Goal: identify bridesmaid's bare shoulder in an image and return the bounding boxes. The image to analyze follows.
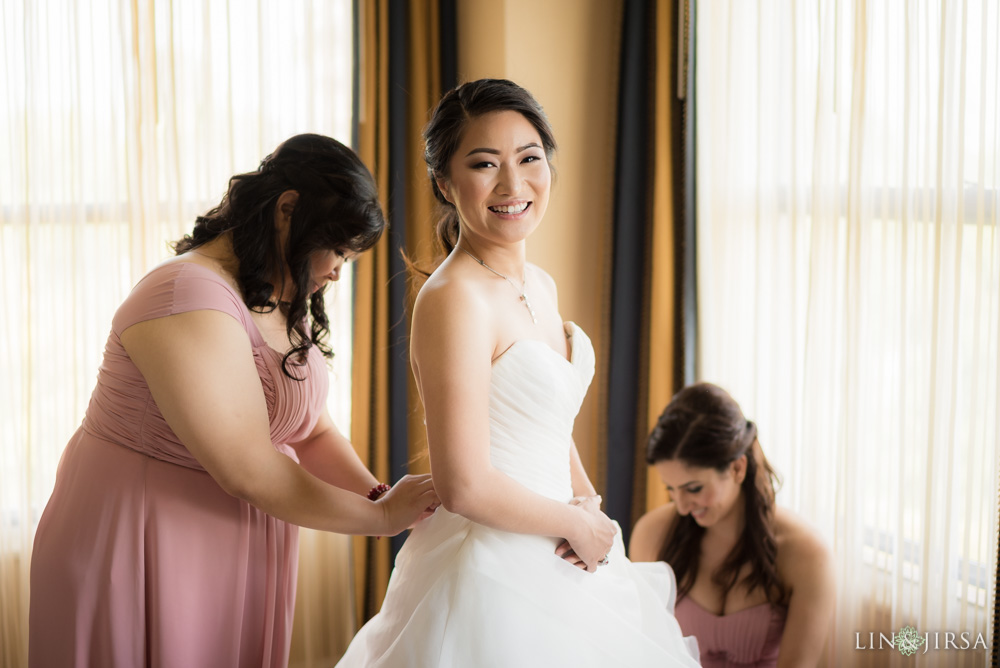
[630,502,679,562]
[774,506,833,594]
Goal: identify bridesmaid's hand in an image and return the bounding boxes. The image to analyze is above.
[554,542,582,568]
[409,499,441,529]
[376,474,440,536]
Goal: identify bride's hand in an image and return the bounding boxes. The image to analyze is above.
[555,496,604,569]
[566,494,601,509]
[375,474,440,536]
[565,501,616,573]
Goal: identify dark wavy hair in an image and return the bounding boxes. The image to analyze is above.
[421,78,557,258]
[646,382,786,605]
[173,134,385,378]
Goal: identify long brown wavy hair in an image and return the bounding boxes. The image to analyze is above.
[173,134,385,379]
[646,382,786,605]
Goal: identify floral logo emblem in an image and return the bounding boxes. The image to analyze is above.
[896,625,926,656]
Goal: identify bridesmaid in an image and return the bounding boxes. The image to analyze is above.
[631,383,835,668]
[29,134,438,668]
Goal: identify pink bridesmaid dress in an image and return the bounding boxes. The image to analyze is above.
[29,261,328,668]
[675,596,787,668]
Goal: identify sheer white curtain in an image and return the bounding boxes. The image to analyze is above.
[0,1,357,666]
[697,1,998,666]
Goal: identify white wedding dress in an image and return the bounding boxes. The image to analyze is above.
[336,323,701,667]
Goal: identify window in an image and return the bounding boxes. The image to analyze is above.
[1,4,354,662]
[696,1,998,663]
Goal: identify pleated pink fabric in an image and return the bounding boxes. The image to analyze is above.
[29,261,328,668]
[675,596,787,667]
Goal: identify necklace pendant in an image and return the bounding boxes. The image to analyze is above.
[455,246,537,325]
[521,294,537,324]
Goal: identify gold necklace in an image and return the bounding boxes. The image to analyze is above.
[456,245,537,324]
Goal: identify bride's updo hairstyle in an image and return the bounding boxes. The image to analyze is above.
[173,134,385,378]
[646,383,786,605]
[422,78,557,257]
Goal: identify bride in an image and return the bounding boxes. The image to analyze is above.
[336,79,701,667]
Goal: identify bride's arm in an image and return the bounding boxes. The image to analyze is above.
[411,279,615,571]
[569,439,598,498]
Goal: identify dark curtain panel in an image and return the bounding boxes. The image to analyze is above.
[385,0,410,560]
[438,0,457,91]
[606,0,694,544]
[606,0,653,543]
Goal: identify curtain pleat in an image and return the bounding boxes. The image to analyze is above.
[643,0,686,516]
[352,0,393,625]
[350,0,451,627]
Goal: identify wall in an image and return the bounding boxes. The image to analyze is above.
[456,0,623,490]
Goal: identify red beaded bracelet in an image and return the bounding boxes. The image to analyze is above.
[367,483,391,501]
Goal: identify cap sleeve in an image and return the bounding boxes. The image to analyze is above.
[112,262,252,336]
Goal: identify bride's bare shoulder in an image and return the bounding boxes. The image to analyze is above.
[412,262,495,352]
[415,261,488,316]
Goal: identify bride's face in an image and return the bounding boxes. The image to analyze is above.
[436,110,551,247]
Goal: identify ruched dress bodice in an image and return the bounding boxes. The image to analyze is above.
[676,597,786,667]
[487,326,594,501]
[84,261,327,468]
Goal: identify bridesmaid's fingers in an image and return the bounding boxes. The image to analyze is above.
[555,543,588,569]
[417,502,439,520]
[554,539,573,557]
[562,550,584,566]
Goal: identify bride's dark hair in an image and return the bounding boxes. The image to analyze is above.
[173,134,385,378]
[646,383,786,605]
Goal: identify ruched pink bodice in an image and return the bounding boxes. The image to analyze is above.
[676,596,787,667]
[89,261,326,466]
[30,261,328,668]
